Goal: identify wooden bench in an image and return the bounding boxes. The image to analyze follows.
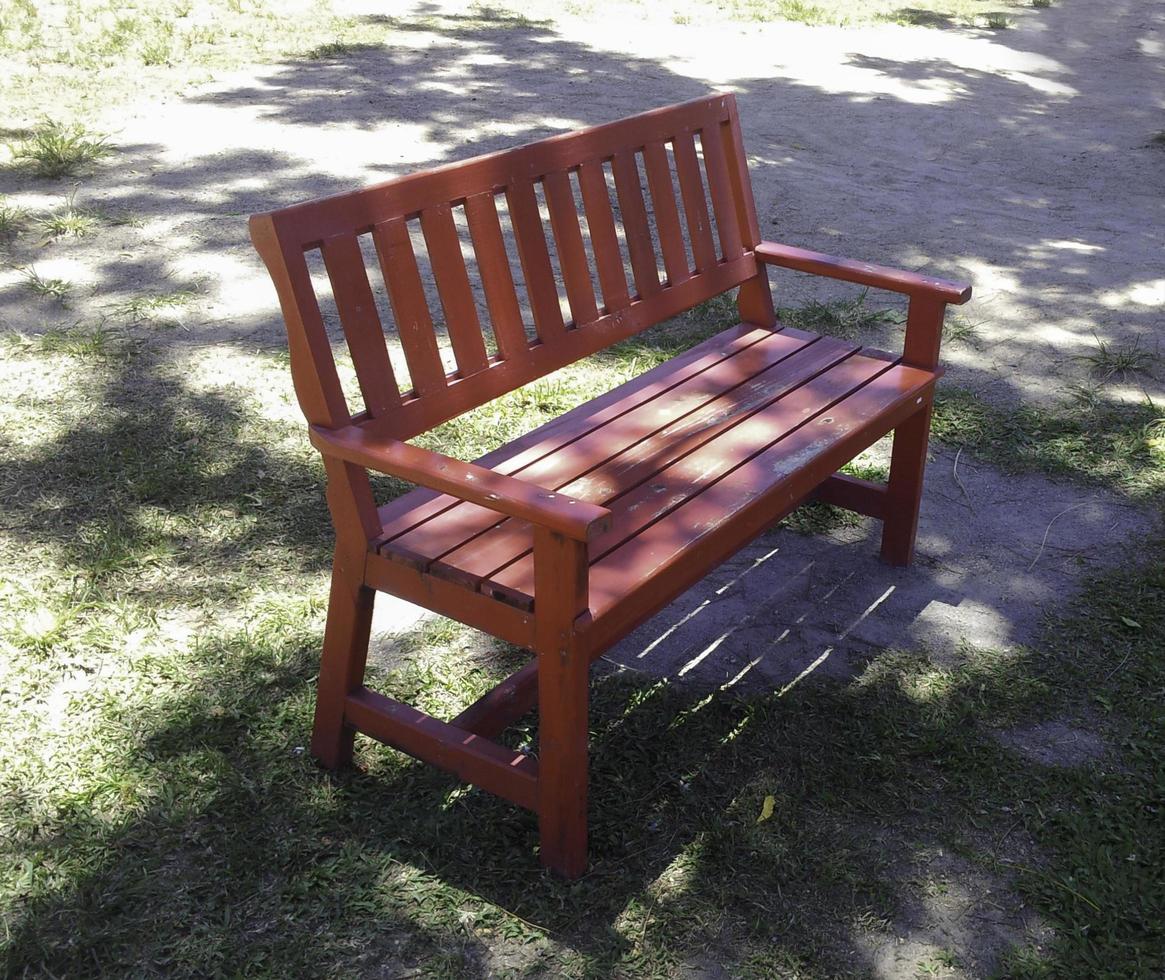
[249,93,971,878]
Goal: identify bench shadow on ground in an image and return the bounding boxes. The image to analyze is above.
[2,3,1160,975]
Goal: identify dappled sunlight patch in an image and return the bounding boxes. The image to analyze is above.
[1097,277,1165,310]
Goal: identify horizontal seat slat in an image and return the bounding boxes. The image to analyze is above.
[429,335,855,592]
[374,316,771,546]
[483,349,899,609]
[390,327,819,569]
[578,364,938,651]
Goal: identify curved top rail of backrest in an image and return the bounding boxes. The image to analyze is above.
[250,92,764,440]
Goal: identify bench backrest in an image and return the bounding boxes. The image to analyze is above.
[250,93,764,441]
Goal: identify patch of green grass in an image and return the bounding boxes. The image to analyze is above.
[932,386,1164,500]
[775,0,832,23]
[983,11,1013,27]
[9,119,111,178]
[1031,0,1051,8]
[1077,332,1157,382]
[942,313,980,347]
[0,197,31,240]
[112,289,199,325]
[0,325,1163,976]
[779,288,903,340]
[19,266,73,303]
[306,40,360,59]
[2,323,124,359]
[36,190,101,239]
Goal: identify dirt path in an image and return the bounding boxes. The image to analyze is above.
[8,0,1159,403]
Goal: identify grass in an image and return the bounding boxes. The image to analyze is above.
[36,190,102,239]
[932,386,1164,500]
[1,295,1161,975]
[778,288,904,340]
[9,119,111,178]
[20,267,73,303]
[1078,332,1157,382]
[111,289,200,326]
[714,0,1034,28]
[0,198,31,240]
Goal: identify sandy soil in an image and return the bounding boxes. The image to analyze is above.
[1,1,1162,974]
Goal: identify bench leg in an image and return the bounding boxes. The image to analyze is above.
[311,548,374,769]
[536,644,589,878]
[533,528,590,878]
[880,398,933,567]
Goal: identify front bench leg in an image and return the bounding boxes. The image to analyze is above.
[881,397,933,566]
[882,294,945,567]
[311,544,374,769]
[533,527,591,878]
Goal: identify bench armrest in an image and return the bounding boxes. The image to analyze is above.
[309,425,611,542]
[754,241,972,305]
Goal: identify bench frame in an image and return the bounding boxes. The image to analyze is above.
[250,94,970,878]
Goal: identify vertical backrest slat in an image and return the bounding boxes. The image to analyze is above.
[723,110,762,248]
[261,231,351,427]
[506,180,566,342]
[699,121,744,262]
[257,95,768,441]
[319,233,402,418]
[611,151,661,300]
[463,191,530,361]
[419,204,490,377]
[371,217,447,397]
[671,130,717,273]
[543,170,599,326]
[641,141,690,287]
[576,160,630,313]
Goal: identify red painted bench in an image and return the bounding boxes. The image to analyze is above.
[250,93,970,878]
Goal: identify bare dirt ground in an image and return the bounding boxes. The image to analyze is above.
[2,1,1162,975]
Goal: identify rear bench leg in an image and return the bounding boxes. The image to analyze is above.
[880,397,933,567]
[534,528,590,878]
[311,546,374,769]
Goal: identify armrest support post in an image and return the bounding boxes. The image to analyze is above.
[902,294,949,371]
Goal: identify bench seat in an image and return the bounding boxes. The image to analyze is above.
[375,321,938,641]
